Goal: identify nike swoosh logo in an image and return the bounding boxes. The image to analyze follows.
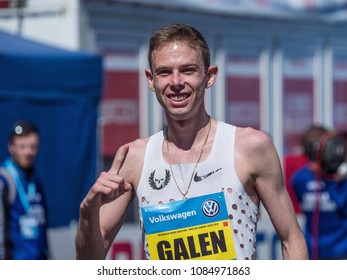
[194,168,222,182]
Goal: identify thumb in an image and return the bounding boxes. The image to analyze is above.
[109,144,129,175]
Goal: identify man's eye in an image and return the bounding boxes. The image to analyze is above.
[157,70,170,76]
[183,68,196,74]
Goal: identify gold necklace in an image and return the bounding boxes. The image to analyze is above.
[166,118,211,200]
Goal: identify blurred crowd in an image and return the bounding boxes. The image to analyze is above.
[284,124,347,259]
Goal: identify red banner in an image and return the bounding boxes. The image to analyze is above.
[101,50,140,157]
[226,55,260,129]
[283,57,314,154]
[333,58,347,132]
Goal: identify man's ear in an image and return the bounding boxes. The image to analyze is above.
[206,65,218,89]
[145,68,155,92]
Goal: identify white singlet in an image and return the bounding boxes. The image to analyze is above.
[136,121,259,260]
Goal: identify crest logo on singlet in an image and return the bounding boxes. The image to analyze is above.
[202,199,220,217]
[148,169,171,190]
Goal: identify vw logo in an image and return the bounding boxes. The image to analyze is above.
[202,199,220,217]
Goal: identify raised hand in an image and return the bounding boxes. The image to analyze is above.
[82,144,132,210]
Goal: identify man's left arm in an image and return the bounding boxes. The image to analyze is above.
[250,130,308,260]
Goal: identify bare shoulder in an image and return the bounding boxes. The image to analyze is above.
[234,126,279,174]
[127,138,149,155]
[234,126,282,202]
[235,126,273,155]
[118,138,149,167]
[117,138,149,187]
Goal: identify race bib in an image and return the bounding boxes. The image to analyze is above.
[141,192,237,260]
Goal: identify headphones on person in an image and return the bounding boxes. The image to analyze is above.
[309,132,346,175]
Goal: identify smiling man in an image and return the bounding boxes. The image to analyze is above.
[75,23,308,260]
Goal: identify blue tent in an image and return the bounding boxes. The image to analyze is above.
[0,30,103,228]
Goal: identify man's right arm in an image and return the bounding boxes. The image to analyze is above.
[75,205,104,259]
[75,145,133,260]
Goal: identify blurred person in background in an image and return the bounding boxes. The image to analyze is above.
[75,23,307,260]
[283,127,317,214]
[336,131,347,182]
[291,125,347,259]
[0,120,49,259]
[284,125,330,214]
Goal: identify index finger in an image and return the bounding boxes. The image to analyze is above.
[109,144,129,175]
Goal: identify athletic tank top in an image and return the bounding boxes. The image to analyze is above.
[137,121,259,260]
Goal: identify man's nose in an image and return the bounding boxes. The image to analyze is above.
[170,71,184,89]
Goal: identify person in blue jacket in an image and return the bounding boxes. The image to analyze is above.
[292,125,347,259]
[0,120,49,260]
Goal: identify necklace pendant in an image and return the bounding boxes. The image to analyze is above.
[182,195,187,200]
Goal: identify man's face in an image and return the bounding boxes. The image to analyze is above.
[145,41,215,121]
[9,133,39,169]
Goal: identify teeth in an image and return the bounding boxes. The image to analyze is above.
[170,94,189,101]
